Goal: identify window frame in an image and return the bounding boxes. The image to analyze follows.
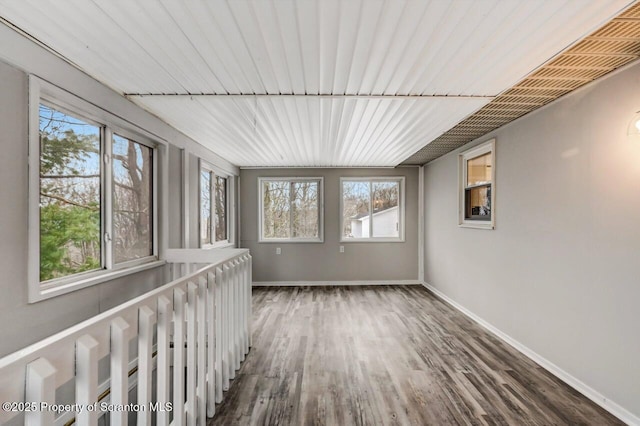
[28,77,163,302]
[459,139,496,230]
[258,177,324,243]
[199,160,234,248]
[339,176,406,243]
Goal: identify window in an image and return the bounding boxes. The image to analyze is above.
[30,80,159,301]
[259,178,323,242]
[39,104,156,276]
[340,177,405,242]
[459,139,495,229]
[112,134,153,263]
[200,164,230,247]
[39,104,102,281]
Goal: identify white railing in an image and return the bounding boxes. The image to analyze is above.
[0,248,252,426]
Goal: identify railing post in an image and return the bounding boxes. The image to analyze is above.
[206,271,216,416]
[137,306,156,426]
[242,255,249,355]
[196,276,207,425]
[227,261,236,380]
[222,263,231,388]
[173,288,186,426]
[239,256,246,361]
[111,317,132,426]
[76,334,99,426]
[186,282,198,426]
[215,266,224,401]
[234,259,241,370]
[230,261,237,373]
[157,295,172,426]
[25,358,56,426]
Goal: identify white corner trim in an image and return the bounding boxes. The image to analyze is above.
[418,165,424,282]
[421,282,640,426]
[253,280,422,287]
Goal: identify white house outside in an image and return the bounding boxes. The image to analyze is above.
[349,206,398,238]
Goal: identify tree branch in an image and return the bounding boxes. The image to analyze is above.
[40,192,99,211]
[112,153,142,175]
[114,181,136,192]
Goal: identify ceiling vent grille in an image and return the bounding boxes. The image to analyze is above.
[402,2,640,165]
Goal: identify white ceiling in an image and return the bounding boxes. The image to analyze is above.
[0,0,633,166]
[131,95,490,166]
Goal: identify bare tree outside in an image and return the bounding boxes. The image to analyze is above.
[342,181,370,238]
[262,180,319,239]
[215,176,227,241]
[201,172,228,245]
[372,182,398,212]
[262,181,291,238]
[200,170,212,245]
[112,134,153,263]
[292,181,318,238]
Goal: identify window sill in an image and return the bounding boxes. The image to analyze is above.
[202,242,235,249]
[459,222,495,230]
[30,259,166,303]
[258,238,324,244]
[340,237,405,243]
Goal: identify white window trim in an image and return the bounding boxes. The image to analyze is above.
[339,176,406,243]
[199,160,235,249]
[258,177,324,243]
[459,138,496,230]
[28,76,163,303]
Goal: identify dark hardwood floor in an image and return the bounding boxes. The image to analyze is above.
[210,286,624,426]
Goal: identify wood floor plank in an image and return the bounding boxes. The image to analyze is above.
[209,286,625,426]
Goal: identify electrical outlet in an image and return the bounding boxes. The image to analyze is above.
[339,246,345,253]
[276,247,281,255]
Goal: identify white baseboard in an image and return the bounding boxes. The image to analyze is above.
[422,282,639,426]
[253,280,422,287]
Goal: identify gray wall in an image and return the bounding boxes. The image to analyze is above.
[167,145,184,249]
[423,61,640,419]
[189,153,202,248]
[240,168,419,282]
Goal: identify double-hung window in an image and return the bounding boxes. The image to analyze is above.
[340,177,405,242]
[459,139,496,229]
[259,177,323,242]
[30,80,159,301]
[200,164,231,247]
